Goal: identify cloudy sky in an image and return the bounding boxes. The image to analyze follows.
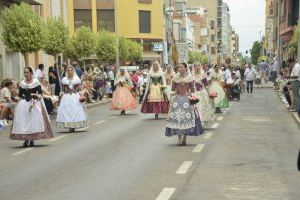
[223,0,266,55]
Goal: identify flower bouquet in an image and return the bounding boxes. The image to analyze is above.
[79,96,86,103]
[29,94,41,112]
[189,96,199,105]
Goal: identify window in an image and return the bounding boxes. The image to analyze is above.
[211,47,216,55]
[74,0,92,30]
[211,34,215,42]
[138,0,152,3]
[139,10,151,33]
[210,20,215,29]
[97,9,115,32]
[74,9,92,29]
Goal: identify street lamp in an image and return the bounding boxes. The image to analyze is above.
[114,0,120,71]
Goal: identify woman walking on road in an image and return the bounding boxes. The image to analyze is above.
[207,65,229,113]
[56,65,88,132]
[10,67,53,147]
[141,61,169,119]
[165,63,204,146]
[111,67,137,115]
[164,64,175,101]
[192,62,215,129]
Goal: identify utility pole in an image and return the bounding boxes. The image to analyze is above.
[297,1,300,61]
[114,0,120,71]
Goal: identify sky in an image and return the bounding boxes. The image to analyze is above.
[223,0,266,55]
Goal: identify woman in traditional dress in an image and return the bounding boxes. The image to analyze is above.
[207,64,229,112]
[165,63,204,145]
[111,67,137,115]
[141,61,169,119]
[192,62,215,129]
[164,64,175,101]
[10,67,53,147]
[57,65,88,132]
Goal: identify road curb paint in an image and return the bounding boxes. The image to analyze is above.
[155,188,176,200]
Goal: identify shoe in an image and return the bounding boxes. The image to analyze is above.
[182,135,187,146]
[177,135,182,146]
[69,128,75,132]
[23,141,29,148]
[29,140,34,147]
[155,114,158,120]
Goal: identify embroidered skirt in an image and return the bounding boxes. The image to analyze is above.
[195,89,215,129]
[111,85,137,110]
[208,81,229,108]
[165,95,204,136]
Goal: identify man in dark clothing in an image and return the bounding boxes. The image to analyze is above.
[71,61,83,79]
[48,64,60,96]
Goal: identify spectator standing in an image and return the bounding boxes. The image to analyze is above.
[287,58,300,112]
[48,64,61,96]
[72,61,83,79]
[35,64,45,81]
[0,79,14,126]
[244,64,256,95]
[258,60,269,83]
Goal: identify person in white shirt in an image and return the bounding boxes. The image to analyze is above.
[35,64,45,81]
[0,79,14,126]
[244,64,256,95]
[287,58,300,111]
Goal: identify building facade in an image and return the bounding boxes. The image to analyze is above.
[67,0,165,65]
[0,0,68,81]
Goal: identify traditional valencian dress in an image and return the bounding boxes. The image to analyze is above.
[10,79,53,140]
[141,64,169,115]
[56,75,88,130]
[164,70,175,101]
[111,72,137,111]
[165,73,204,136]
[193,71,215,129]
[207,68,229,108]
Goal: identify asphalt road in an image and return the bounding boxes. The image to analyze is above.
[0,88,299,200]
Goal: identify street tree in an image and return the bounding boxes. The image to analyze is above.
[119,37,129,61]
[127,39,142,62]
[250,41,262,65]
[1,2,43,67]
[288,24,300,55]
[43,17,69,61]
[188,51,208,64]
[66,26,96,67]
[95,31,116,62]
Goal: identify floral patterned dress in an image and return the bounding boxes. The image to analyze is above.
[194,74,215,129]
[165,74,204,136]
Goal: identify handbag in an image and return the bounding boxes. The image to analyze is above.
[209,91,217,98]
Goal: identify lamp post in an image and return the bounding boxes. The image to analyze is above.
[114,0,120,71]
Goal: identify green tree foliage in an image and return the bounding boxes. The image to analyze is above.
[66,26,96,60]
[95,31,116,61]
[1,3,43,66]
[43,17,68,57]
[288,24,300,55]
[188,51,208,64]
[119,37,129,61]
[250,41,262,65]
[127,39,142,62]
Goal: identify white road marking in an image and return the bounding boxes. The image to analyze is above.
[176,161,193,174]
[192,144,205,153]
[95,120,106,125]
[12,148,33,156]
[49,135,67,142]
[217,116,224,121]
[110,116,117,119]
[155,188,176,200]
[204,132,214,139]
[211,123,219,129]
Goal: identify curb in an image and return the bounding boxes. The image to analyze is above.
[86,98,112,108]
[275,89,300,125]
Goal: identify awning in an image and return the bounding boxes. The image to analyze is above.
[5,0,42,5]
[142,51,161,61]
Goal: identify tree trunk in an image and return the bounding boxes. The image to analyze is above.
[55,55,63,92]
[23,53,29,68]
